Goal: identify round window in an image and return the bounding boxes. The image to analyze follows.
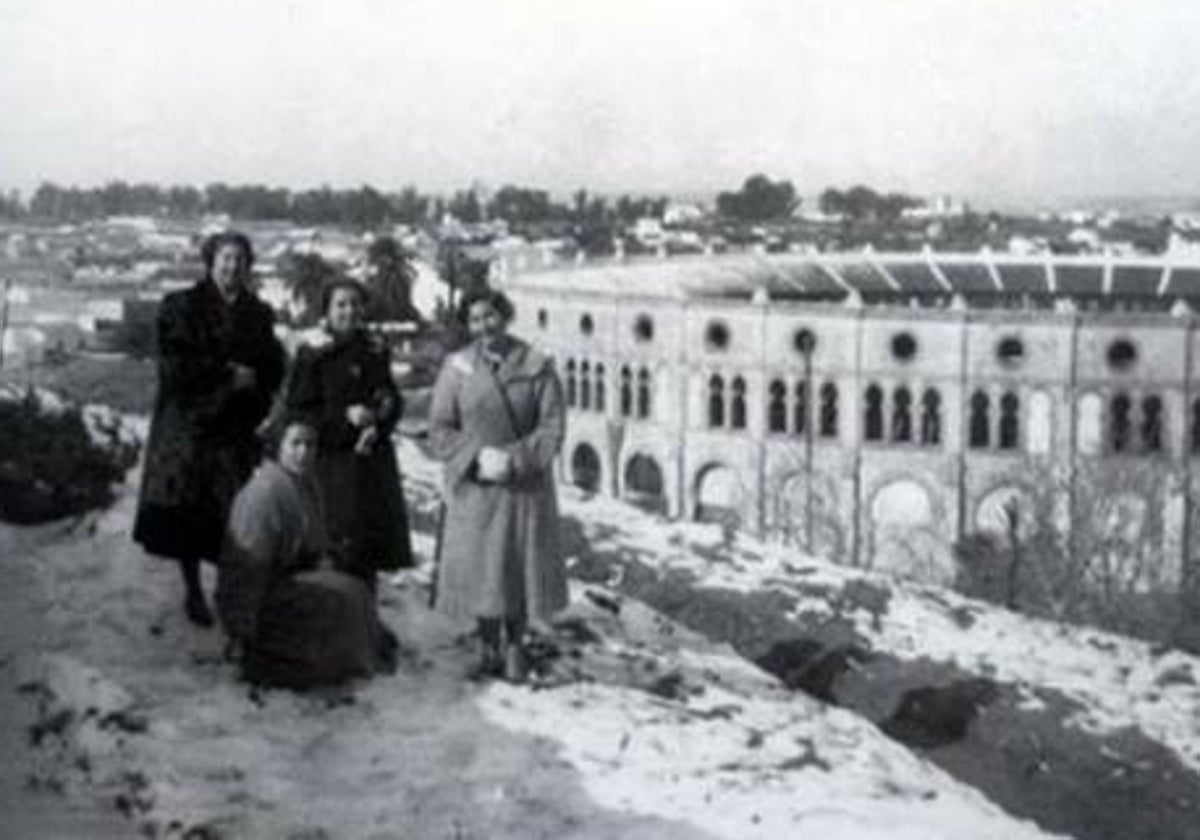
[997,336,1024,366]
[891,332,918,361]
[634,314,654,343]
[1107,339,1137,371]
[793,328,817,354]
[705,320,731,351]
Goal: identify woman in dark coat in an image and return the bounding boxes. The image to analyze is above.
[133,232,285,626]
[215,415,396,690]
[428,288,567,683]
[287,280,413,589]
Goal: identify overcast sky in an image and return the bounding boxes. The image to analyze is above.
[3,0,1199,204]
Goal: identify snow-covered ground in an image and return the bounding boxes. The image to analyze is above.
[480,593,1057,840]
[2,429,1197,838]
[541,477,1200,778]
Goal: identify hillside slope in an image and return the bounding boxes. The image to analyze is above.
[1,434,1195,838]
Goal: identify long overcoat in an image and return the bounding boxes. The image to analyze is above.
[215,459,388,690]
[427,338,567,623]
[133,279,285,562]
[287,329,414,576]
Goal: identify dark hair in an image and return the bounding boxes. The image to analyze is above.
[200,231,255,277]
[261,409,319,459]
[320,278,370,317]
[456,287,515,326]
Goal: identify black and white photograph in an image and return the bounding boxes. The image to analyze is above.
[1,1,1198,837]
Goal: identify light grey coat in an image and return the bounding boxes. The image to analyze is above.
[428,339,567,624]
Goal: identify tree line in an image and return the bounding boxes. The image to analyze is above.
[22,182,430,227]
[818,186,922,222]
[11,181,677,229]
[5,175,923,227]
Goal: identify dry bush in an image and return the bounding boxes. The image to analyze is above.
[0,390,136,524]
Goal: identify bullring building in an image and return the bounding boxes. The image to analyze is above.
[497,251,1200,603]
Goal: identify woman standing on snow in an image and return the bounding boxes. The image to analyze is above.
[427,287,567,683]
[134,231,285,626]
[286,280,413,590]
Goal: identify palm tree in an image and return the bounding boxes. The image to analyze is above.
[279,251,337,326]
[366,236,420,322]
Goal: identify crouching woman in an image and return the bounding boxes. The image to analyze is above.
[215,414,396,690]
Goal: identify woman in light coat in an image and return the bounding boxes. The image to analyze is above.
[428,288,567,682]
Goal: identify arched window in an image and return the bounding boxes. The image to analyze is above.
[999,391,1020,450]
[1078,393,1103,455]
[891,386,912,442]
[594,364,606,412]
[820,382,838,438]
[1028,391,1052,455]
[637,367,652,419]
[571,444,601,492]
[1192,398,1200,454]
[624,454,665,512]
[969,391,990,449]
[865,384,884,442]
[565,359,577,407]
[1110,393,1132,453]
[920,388,941,446]
[580,361,592,410]
[768,379,787,433]
[620,366,633,417]
[793,381,808,435]
[1141,395,1163,452]
[731,376,747,429]
[708,375,725,428]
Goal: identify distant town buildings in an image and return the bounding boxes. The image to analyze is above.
[901,194,966,220]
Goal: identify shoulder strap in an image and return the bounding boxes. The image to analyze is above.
[484,361,527,439]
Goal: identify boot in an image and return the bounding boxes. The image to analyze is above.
[184,591,215,627]
[503,640,528,684]
[181,558,214,627]
[466,618,503,681]
[503,618,528,684]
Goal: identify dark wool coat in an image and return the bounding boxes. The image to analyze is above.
[428,339,567,624]
[215,460,389,690]
[133,280,285,562]
[287,329,413,576]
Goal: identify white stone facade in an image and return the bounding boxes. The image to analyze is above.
[500,253,1200,596]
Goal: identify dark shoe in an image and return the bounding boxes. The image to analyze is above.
[466,652,503,683]
[377,625,400,674]
[184,591,214,628]
[503,643,528,685]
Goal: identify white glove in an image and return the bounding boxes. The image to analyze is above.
[476,446,513,483]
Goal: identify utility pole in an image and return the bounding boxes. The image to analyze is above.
[801,333,815,554]
[0,277,10,371]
